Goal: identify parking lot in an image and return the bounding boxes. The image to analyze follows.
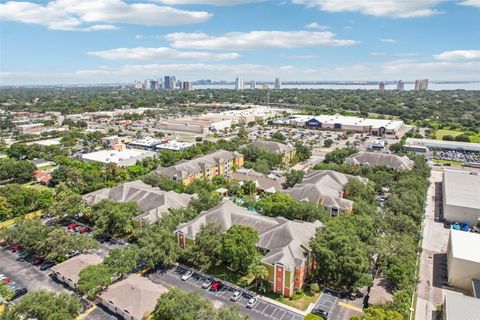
[149,265,304,320]
[313,289,363,320]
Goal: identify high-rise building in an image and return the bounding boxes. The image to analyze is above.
[396,80,404,91]
[379,81,385,91]
[235,77,244,90]
[415,79,429,91]
[250,80,256,90]
[164,76,172,89]
[134,81,143,89]
[275,77,282,89]
[182,81,193,91]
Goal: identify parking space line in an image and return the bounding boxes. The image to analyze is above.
[338,301,363,312]
[76,305,96,320]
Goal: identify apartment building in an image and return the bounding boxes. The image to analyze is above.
[174,201,322,297]
[156,150,244,186]
[249,140,296,164]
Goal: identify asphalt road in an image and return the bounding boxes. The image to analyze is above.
[148,265,304,320]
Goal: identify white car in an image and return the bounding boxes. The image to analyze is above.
[230,291,242,302]
[181,270,193,281]
[246,297,257,308]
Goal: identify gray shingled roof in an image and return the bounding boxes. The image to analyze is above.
[82,180,194,224]
[176,201,322,270]
[250,140,295,154]
[284,170,368,211]
[345,152,414,170]
[156,150,241,180]
[231,168,283,193]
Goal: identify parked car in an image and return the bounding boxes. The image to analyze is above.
[73,225,83,232]
[312,309,329,319]
[246,297,257,309]
[33,257,44,266]
[210,281,223,292]
[12,287,28,300]
[67,223,79,230]
[17,251,31,260]
[230,291,242,302]
[39,261,55,271]
[11,245,23,252]
[79,226,91,234]
[65,251,79,259]
[181,270,193,281]
[201,277,214,289]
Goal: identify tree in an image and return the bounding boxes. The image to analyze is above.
[51,187,91,220]
[271,132,285,142]
[104,246,141,277]
[0,158,36,183]
[248,257,269,289]
[323,139,334,148]
[6,290,82,320]
[77,264,113,299]
[189,190,222,213]
[185,223,224,271]
[294,141,312,162]
[351,307,403,320]
[136,224,179,268]
[241,180,256,195]
[0,281,15,301]
[216,307,248,320]
[222,225,260,273]
[442,134,455,141]
[455,133,470,142]
[324,147,357,164]
[42,227,98,261]
[92,199,139,237]
[237,127,248,139]
[141,173,184,193]
[285,170,305,188]
[152,288,215,320]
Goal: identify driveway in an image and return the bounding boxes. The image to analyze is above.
[0,247,66,296]
[314,288,363,320]
[148,265,304,320]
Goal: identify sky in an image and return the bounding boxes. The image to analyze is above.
[0,0,480,85]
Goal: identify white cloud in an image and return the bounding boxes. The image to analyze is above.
[135,35,143,39]
[166,30,359,50]
[434,50,480,61]
[87,47,240,61]
[394,53,419,57]
[458,0,480,8]
[379,38,396,43]
[304,22,330,30]
[370,52,386,56]
[292,0,443,18]
[154,0,262,5]
[0,0,211,31]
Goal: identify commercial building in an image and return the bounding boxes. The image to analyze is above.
[99,274,168,320]
[368,139,385,150]
[275,78,282,90]
[346,152,415,170]
[405,138,480,153]
[447,230,480,294]
[442,170,480,226]
[182,81,193,91]
[443,292,480,320]
[156,140,195,151]
[83,180,194,227]
[81,149,157,167]
[286,114,405,136]
[415,79,429,90]
[158,117,234,134]
[102,135,132,147]
[156,150,244,186]
[284,170,368,216]
[175,200,323,297]
[50,254,103,289]
[396,80,404,91]
[235,77,244,91]
[249,140,296,164]
[128,137,165,150]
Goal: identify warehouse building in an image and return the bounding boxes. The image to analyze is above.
[442,170,480,226]
[405,138,480,153]
[447,229,480,294]
[81,149,157,167]
[443,292,480,320]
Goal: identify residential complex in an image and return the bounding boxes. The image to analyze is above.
[156,150,244,185]
[50,254,103,289]
[175,201,323,297]
[284,170,368,215]
[346,151,415,170]
[442,170,480,226]
[82,180,194,226]
[231,168,283,194]
[250,140,296,164]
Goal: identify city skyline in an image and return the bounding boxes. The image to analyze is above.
[1,0,480,85]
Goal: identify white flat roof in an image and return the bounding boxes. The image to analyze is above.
[406,138,480,152]
[449,229,480,263]
[291,114,404,130]
[156,141,194,151]
[129,137,164,147]
[443,170,480,210]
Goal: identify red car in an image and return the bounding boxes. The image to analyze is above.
[11,245,23,252]
[67,223,80,230]
[79,227,91,234]
[211,281,223,292]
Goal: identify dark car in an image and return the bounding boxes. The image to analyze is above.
[33,257,44,266]
[312,309,329,319]
[39,261,55,271]
[17,251,31,260]
[11,245,23,252]
[12,287,28,300]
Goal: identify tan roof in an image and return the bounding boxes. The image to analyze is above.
[156,150,242,180]
[231,168,283,193]
[99,274,168,320]
[249,141,295,154]
[285,170,367,211]
[82,180,194,224]
[176,201,322,270]
[50,254,103,285]
[346,152,414,170]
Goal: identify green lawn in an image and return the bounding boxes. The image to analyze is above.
[254,288,321,311]
[435,129,463,139]
[433,159,464,166]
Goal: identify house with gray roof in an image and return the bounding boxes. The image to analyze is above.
[284,170,368,216]
[155,150,244,186]
[249,140,296,164]
[175,200,322,297]
[346,151,414,170]
[83,180,194,227]
[231,168,284,193]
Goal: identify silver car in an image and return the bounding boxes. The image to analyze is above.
[230,291,242,302]
[246,297,257,309]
